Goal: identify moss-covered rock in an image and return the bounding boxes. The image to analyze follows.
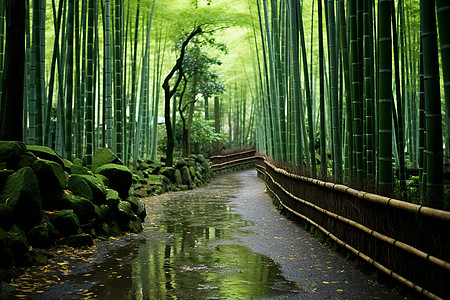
[1,167,43,230]
[189,166,196,178]
[0,141,26,166]
[117,201,135,223]
[125,196,146,221]
[95,164,132,198]
[72,158,83,167]
[98,204,110,221]
[173,169,182,185]
[27,218,55,248]
[65,234,93,248]
[181,166,191,185]
[26,145,65,167]
[159,167,175,179]
[68,196,97,225]
[125,217,143,233]
[14,152,37,170]
[9,225,29,265]
[91,148,123,173]
[0,204,13,231]
[105,189,121,208]
[68,175,93,201]
[70,165,91,175]
[78,175,107,203]
[48,210,81,236]
[0,170,14,194]
[32,159,67,198]
[0,228,13,268]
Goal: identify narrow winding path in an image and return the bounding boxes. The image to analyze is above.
[3,169,407,299]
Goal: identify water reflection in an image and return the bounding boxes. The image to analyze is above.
[91,175,300,299]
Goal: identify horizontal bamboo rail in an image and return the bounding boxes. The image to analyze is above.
[209,149,256,160]
[256,158,450,300]
[264,160,450,222]
[210,156,256,171]
[263,179,442,300]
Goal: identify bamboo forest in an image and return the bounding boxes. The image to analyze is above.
[1,0,450,299]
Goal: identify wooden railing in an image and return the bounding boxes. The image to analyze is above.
[210,147,257,172]
[256,156,450,300]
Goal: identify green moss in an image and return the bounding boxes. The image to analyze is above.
[79,175,107,203]
[91,148,123,173]
[68,175,94,201]
[95,164,132,198]
[26,145,64,167]
[1,167,43,230]
[48,210,81,237]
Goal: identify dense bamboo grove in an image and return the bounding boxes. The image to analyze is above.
[0,0,449,209]
[253,0,450,209]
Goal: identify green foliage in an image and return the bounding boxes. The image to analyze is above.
[177,113,226,147]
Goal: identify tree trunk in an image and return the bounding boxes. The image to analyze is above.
[163,27,201,167]
[0,0,25,141]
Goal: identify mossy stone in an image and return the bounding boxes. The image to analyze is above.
[27,220,54,248]
[0,204,13,230]
[0,141,26,166]
[9,225,29,265]
[26,145,64,167]
[68,175,93,201]
[181,166,191,185]
[0,228,13,268]
[1,167,43,230]
[98,205,110,221]
[91,148,123,173]
[72,158,83,166]
[14,152,37,170]
[70,165,92,175]
[126,217,143,234]
[68,196,97,224]
[95,164,132,198]
[173,169,182,185]
[48,210,81,236]
[79,175,107,203]
[117,201,135,223]
[125,196,146,221]
[65,234,93,248]
[0,170,14,195]
[106,189,121,208]
[159,167,175,179]
[32,159,67,198]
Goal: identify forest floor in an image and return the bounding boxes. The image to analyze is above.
[1,169,415,299]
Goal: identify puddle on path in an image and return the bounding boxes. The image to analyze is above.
[5,173,300,299]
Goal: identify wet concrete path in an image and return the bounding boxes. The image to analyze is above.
[4,169,407,299]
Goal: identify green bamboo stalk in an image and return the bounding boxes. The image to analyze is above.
[436,0,450,166]
[65,0,74,159]
[391,0,406,189]
[263,0,282,160]
[85,0,95,166]
[298,0,316,175]
[74,0,82,157]
[318,0,327,176]
[104,0,113,148]
[420,0,444,207]
[114,0,123,159]
[45,0,64,148]
[363,0,375,177]
[338,0,352,181]
[349,0,363,179]
[23,0,31,143]
[129,0,140,164]
[0,0,5,104]
[378,0,393,194]
[327,0,342,179]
